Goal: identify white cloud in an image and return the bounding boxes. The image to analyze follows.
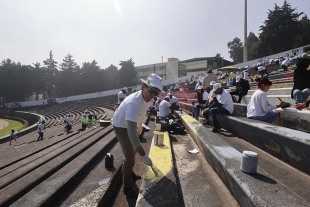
[114,0,123,17]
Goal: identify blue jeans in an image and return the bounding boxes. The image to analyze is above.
[209,107,230,127]
[249,112,278,123]
[293,88,310,104]
[195,104,206,120]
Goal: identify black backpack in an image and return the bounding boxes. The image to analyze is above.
[169,119,185,134]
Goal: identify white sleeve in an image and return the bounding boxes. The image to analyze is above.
[125,102,141,123]
[203,92,209,101]
[259,93,276,113]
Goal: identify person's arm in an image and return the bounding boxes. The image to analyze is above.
[127,121,146,157]
[259,93,277,113]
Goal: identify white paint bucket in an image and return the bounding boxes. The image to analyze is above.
[155,124,161,131]
[154,131,164,146]
[240,151,258,174]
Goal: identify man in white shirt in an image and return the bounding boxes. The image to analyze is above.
[257,66,268,78]
[243,69,249,81]
[65,114,72,134]
[118,87,127,105]
[281,59,290,72]
[168,93,180,114]
[159,96,177,119]
[247,77,287,123]
[36,120,45,141]
[208,83,234,132]
[112,73,162,198]
[203,69,218,92]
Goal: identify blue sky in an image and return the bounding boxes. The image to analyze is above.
[0,0,309,68]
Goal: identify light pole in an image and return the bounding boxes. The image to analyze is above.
[244,0,248,62]
[222,57,224,68]
[161,56,163,78]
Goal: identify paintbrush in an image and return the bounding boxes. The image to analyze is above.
[150,165,158,177]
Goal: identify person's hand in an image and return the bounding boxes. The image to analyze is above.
[142,155,152,166]
[277,101,288,108]
[136,123,143,135]
[295,103,307,111]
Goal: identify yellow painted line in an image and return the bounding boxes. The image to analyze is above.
[138,131,173,198]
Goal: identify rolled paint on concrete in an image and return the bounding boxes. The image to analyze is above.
[217,115,310,175]
[136,132,179,207]
[180,114,310,207]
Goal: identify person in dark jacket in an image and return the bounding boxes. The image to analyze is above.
[229,76,250,103]
[291,58,310,103]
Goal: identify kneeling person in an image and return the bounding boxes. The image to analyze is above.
[159,96,178,119]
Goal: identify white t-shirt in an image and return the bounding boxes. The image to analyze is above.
[247,89,277,117]
[208,91,216,101]
[65,117,71,125]
[112,90,151,128]
[37,123,44,132]
[170,96,180,107]
[216,89,234,114]
[258,66,266,72]
[118,91,126,104]
[155,100,161,111]
[202,91,209,101]
[243,71,249,80]
[159,100,171,117]
[281,59,290,66]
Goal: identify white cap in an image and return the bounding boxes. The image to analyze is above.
[197,86,203,90]
[122,87,128,92]
[236,76,241,83]
[210,81,216,86]
[164,96,170,100]
[212,83,222,92]
[167,93,171,96]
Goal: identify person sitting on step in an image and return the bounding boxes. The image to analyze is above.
[159,96,178,119]
[229,76,250,103]
[291,57,310,104]
[247,77,288,124]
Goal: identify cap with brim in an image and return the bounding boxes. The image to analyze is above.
[140,73,163,93]
[236,76,241,83]
[164,96,170,100]
[212,83,222,92]
[210,81,216,86]
[167,93,171,96]
[197,86,203,90]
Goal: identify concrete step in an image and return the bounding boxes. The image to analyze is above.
[240,94,294,105]
[172,132,239,207]
[180,114,310,206]
[247,88,292,96]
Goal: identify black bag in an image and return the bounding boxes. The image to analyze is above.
[169,119,185,134]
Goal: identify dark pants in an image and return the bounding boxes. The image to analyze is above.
[259,70,268,78]
[209,107,230,128]
[281,65,288,72]
[66,124,72,133]
[37,132,43,141]
[230,91,247,103]
[171,105,180,115]
[81,123,87,131]
[195,104,206,120]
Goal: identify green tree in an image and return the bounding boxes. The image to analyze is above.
[30,62,45,100]
[247,32,260,51]
[259,0,303,54]
[119,58,136,87]
[215,53,223,58]
[294,15,310,47]
[104,64,119,90]
[43,51,58,99]
[80,60,102,94]
[227,37,243,63]
[60,53,80,96]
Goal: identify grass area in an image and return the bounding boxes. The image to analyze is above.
[0,119,24,137]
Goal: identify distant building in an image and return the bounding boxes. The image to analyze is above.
[135,57,233,83]
[181,57,234,76]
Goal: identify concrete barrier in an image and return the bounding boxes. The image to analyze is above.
[217,115,310,175]
[180,114,309,206]
[136,131,179,207]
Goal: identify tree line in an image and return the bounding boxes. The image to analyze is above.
[0,51,137,103]
[227,0,310,63]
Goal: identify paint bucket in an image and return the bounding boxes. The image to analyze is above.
[154,131,164,146]
[105,153,114,168]
[155,124,161,131]
[240,151,258,174]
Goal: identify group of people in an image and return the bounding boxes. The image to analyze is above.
[80,110,98,131]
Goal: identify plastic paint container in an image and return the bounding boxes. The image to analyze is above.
[154,131,164,146]
[240,151,258,174]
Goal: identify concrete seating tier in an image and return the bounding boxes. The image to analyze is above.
[217,115,310,175]
[180,113,310,206]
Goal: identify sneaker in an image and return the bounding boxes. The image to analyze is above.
[211,127,219,133]
[123,187,138,198]
[131,172,142,181]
